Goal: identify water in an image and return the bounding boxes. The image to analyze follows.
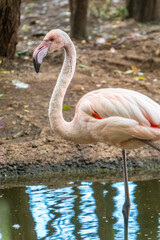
[0,176,159,240]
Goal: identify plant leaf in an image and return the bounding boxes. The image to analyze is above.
[26,9,32,14]
[16,49,28,55]
[63,106,72,110]
[23,115,29,119]
[131,65,139,73]
[124,69,133,74]
[22,24,30,31]
[79,64,89,69]
[133,76,146,81]
[0,70,9,74]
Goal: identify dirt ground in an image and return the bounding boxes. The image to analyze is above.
[0,0,160,177]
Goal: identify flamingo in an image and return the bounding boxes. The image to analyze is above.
[33,29,160,222]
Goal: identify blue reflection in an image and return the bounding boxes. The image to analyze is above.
[26,181,140,240]
[112,181,139,240]
[26,185,50,239]
[158,213,160,239]
[78,182,100,240]
[26,182,100,240]
[26,184,76,239]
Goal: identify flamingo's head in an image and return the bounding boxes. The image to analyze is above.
[33,29,69,73]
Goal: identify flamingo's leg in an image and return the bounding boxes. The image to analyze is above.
[122,149,130,240]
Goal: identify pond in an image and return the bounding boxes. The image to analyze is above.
[0,172,159,240]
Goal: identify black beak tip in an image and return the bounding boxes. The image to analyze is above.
[33,57,40,73]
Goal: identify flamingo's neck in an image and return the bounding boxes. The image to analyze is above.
[48,40,76,140]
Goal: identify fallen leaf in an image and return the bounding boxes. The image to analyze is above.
[35,20,41,24]
[16,49,28,55]
[73,84,84,88]
[23,115,29,120]
[62,106,72,110]
[105,42,111,46]
[112,25,118,29]
[0,70,9,74]
[22,24,30,31]
[138,76,147,81]
[24,109,30,113]
[27,2,35,7]
[131,65,139,73]
[111,35,117,39]
[124,69,133,74]
[79,64,89,69]
[81,40,86,44]
[26,9,32,14]
[17,41,23,45]
[133,76,146,81]
[20,121,26,125]
[7,107,14,111]
[154,49,160,56]
[117,19,122,24]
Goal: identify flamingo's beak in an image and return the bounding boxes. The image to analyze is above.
[33,40,51,73]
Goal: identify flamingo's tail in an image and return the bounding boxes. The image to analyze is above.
[141,140,160,152]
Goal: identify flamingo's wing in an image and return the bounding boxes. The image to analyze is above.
[79,88,160,126]
[76,88,160,145]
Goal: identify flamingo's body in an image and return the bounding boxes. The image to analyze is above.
[67,88,160,148]
[33,29,160,222]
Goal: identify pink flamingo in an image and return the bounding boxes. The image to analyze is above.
[33,29,160,219]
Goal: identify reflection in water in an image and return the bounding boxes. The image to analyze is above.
[27,182,100,239]
[26,185,76,239]
[112,182,139,240]
[0,178,159,240]
[27,181,138,240]
[159,216,160,239]
[77,182,99,239]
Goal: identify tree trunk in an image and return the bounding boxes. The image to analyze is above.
[0,0,21,58]
[126,0,160,22]
[69,0,88,39]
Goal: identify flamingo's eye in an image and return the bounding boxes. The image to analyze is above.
[50,38,54,42]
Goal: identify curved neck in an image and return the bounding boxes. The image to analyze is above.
[48,40,76,140]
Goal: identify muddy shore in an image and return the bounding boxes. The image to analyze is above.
[1,127,160,177]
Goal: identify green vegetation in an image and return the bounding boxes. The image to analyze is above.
[89,0,128,20]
